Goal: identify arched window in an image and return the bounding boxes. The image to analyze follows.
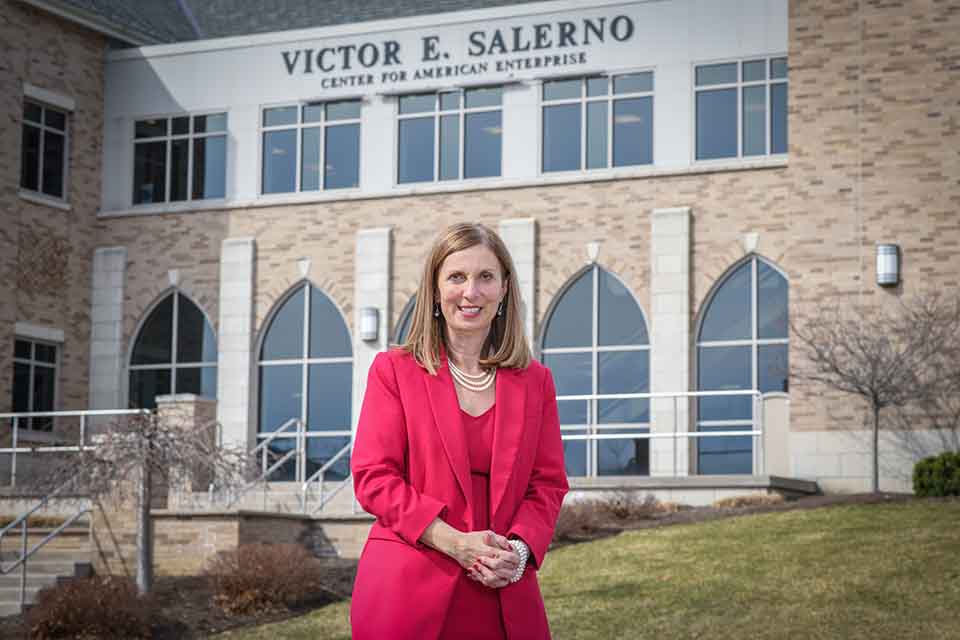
[129,291,217,409]
[258,283,353,481]
[540,266,650,477]
[393,295,417,346]
[696,256,788,474]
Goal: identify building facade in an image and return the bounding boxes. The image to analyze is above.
[3,0,959,495]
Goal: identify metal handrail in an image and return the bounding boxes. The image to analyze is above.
[301,441,352,514]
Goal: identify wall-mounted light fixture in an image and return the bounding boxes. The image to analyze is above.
[876,243,900,287]
[359,307,380,342]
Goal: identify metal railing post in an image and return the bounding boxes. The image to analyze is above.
[672,395,678,478]
[19,520,27,612]
[79,414,86,449]
[11,416,18,488]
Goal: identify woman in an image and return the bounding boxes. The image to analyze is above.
[351,223,569,639]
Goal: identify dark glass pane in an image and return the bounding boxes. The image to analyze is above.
[543,79,581,101]
[301,127,321,191]
[303,104,324,124]
[327,100,361,121]
[194,113,226,133]
[759,344,788,393]
[542,269,592,348]
[586,101,607,170]
[41,131,65,198]
[613,97,653,167]
[305,435,351,481]
[193,135,226,199]
[175,366,217,398]
[771,57,788,79]
[44,108,66,130]
[614,72,653,94]
[464,111,501,179]
[394,296,416,345]
[743,86,766,157]
[696,63,737,86]
[20,125,40,191]
[599,437,648,475]
[696,88,737,160]
[135,119,167,138]
[171,116,190,135]
[771,83,788,154]
[742,60,766,82]
[557,399,587,425]
[465,87,502,109]
[698,425,752,475]
[258,364,302,432]
[261,286,305,360]
[697,345,752,421]
[399,94,435,114]
[33,365,55,411]
[439,114,459,181]
[128,368,172,409]
[587,76,608,97]
[398,117,434,183]
[131,295,173,365]
[14,340,32,359]
[309,287,352,358]
[13,363,30,412]
[262,438,297,481]
[262,129,296,194]
[598,270,648,345]
[263,106,297,127]
[700,261,751,341]
[169,138,189,202]
[598,350,649,394]
[35,344,57,363]
[307,363,352,430]
[563,429,587,477]
[542,352,592,396]
[598,398,649,424]
[325,124,360,190]
[177,296,216,363]
[23,102,42,124]
[758,261,788,339]
[440,92,460,111]
[133,141,167,204]
[543,104,581,172]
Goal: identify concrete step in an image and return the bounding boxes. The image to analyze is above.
[0,561,94,618]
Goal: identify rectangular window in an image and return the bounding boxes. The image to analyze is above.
[133,113,227,205]
[261,100,361,194]
[397,87,503,184]
[695,57,788,161]
[542,72,654,173]
[20,100,68,199]
[12,338,58,432]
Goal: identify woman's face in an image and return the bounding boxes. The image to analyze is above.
[436,244,507,338]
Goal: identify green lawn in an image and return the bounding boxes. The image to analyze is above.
[217,500,960,639]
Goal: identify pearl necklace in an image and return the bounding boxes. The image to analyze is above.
[448,359,496,392]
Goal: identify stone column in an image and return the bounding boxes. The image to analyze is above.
[650,207,691,477]
[498,218,537,342]
[156,393,218,505]
[88,247,127,411]
[216,237,255,450]
[352,227,392,433]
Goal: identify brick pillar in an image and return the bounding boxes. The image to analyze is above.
[155,394,218,506]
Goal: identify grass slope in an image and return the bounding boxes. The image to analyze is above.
[219,500,960,639]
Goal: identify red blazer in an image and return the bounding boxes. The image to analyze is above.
[350,349,568,639]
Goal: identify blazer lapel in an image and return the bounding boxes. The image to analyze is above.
[424,355,473,517]
[489,366,526,522]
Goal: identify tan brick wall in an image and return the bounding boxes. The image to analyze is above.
[0,1,105,417]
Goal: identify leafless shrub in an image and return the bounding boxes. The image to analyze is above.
[26,575,153,639]
[597,491,663,520]
[713,494,785,509]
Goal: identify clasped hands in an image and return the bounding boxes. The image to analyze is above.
[452,530,520,589]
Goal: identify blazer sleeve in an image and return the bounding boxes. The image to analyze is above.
[506,366,569,569]
[352,352,447,546]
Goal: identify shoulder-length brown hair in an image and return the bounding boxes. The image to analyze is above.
[401,222,531,374]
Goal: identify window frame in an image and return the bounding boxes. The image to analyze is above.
[20,99,70,201]
[692,55,788,163]
[539,265,652,477]
[132,110,229,206]
[539,69,655,176]
[12,337,60,433]
[259,100,362,195]
[395,85,504,185]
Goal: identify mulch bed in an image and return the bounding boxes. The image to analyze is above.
[0,492,944,638]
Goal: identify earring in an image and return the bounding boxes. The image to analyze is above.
[433,303,440,318]
[496,301,504,317]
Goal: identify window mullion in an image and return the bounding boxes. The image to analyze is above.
[433,108,440,183]
[295,119,303,193]
[37,115,46,195]
[187,128,195,200]
[459,107,466,180]
[607,95,613,169]
[590,265,599,477]
[171,291,180,394]
[579,87,587,171]
[319,119,327,191]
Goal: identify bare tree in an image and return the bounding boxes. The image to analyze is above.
[29,411,248,595]
[791,292,960,493]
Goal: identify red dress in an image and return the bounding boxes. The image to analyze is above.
[439,404,508,640]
